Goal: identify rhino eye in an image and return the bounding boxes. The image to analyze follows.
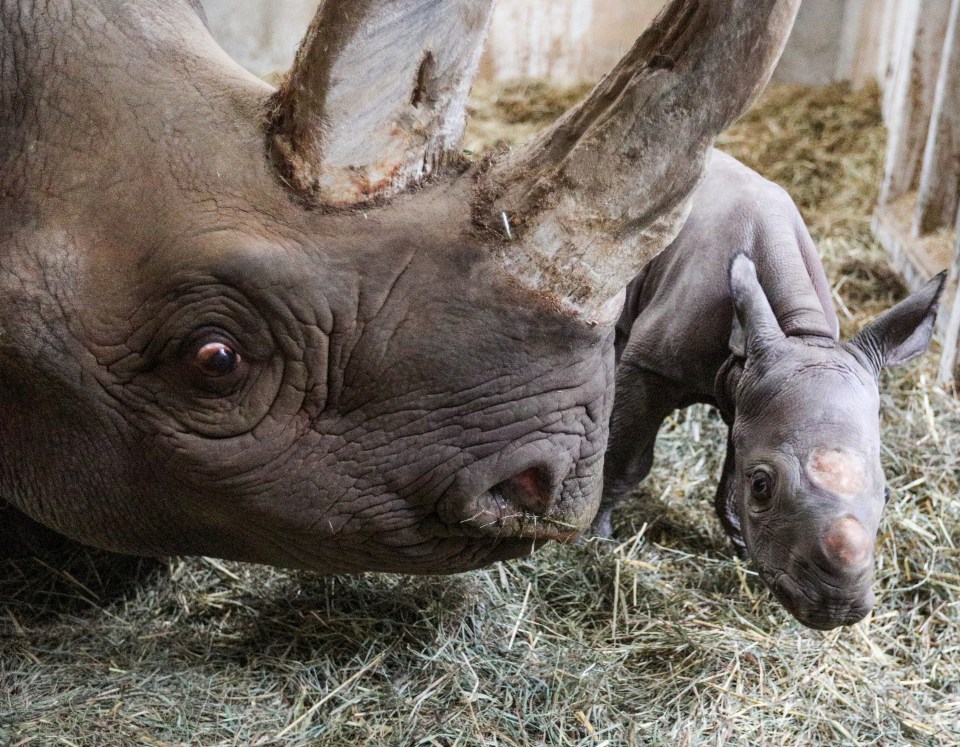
[750,470,772,506]
[193,341,240,377]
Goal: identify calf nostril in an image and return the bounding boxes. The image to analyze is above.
[495,466,555,516]
[822,515,872,572]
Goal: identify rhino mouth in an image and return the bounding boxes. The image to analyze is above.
[454,484,584,544]
[437,454,596,546]
[761,569,873,630]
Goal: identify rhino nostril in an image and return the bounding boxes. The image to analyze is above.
[495,466,555,516]
[822,515,872,572]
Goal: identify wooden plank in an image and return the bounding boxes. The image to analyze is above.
[938,229,960,384]
[873,194,955,291]
[877,0,952,205]
[772,0,848,85]
[876,0,899,90]
[915,0,960,235]
[202,0,320,77]
[477,0,667,84]
[877,0,915,123]
[842,0,882,88]
[873,194,957,385]
[478,0,860,87]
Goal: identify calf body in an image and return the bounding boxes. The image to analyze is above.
[597,151,943,629]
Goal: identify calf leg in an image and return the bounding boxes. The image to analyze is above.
[592,367,686,537]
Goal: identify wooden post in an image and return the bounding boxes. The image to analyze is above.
[877,0,917,125]
[915,0,960,236]
[877,0,952,206]
[842,0,883,88]
[938,229,960,385]
[872,0,956,299]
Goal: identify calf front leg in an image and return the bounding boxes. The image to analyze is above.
[593,367,687,538]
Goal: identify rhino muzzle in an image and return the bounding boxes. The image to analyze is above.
[764,569,876,631]
[759,524,877,630]
[439,443,602,545]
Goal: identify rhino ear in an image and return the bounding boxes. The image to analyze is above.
[728,255,785,358]
[850,271,946,373]
[729,315,747,358]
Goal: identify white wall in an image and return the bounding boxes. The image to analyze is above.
[200,0,868,86]
[774,0,851,85]
[476,0,664,84]
[201,0,319,78]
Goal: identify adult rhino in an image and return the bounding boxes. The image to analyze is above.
[0,0,800,573]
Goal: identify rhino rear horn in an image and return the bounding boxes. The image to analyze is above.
[267,0,493,207]
[729,255,786,358]
[849,271,946,374]
[484,0,801,320]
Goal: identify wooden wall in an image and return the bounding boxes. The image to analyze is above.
[201,0,317,78]
[478,0,860,86]
[476,0,664,84]
[863,0,960,383]
[201,0,865,87]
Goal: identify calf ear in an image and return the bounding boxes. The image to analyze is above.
[714,431,747,558]
[729,255,785,358]
[849,271,946,372]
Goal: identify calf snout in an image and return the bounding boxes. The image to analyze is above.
[778,515,876,629]
[761,514,878,630]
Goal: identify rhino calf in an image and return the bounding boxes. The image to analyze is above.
[595,151,944,630]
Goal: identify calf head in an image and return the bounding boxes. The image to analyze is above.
[718,256,943,629]
[0,0,799,572]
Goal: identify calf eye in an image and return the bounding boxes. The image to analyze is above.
[194,341,240,377]
[750,470,772,505]
[884,486,892,505]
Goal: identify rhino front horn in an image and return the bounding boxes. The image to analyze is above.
[267,0,494,207]
[822,516,873,574]
[483,0,801,320]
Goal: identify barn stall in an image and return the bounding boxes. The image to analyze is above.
[1,2,959,745]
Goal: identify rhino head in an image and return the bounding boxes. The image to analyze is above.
[718,256,944,629]
[0,0,799,573]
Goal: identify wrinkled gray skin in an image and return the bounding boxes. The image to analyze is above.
[0,0,614,572]
[595,152,944,630]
